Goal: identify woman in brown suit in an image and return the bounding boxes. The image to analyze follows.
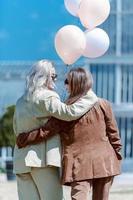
[17,67,122,200]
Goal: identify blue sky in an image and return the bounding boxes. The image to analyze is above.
[0,0,81,60]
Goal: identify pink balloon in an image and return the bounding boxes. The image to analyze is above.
[64,0,82,16]
[55,25,86,65]
[78,0,110,29]
[83,28,110,58]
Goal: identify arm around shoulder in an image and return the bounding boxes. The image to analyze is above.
[43,89,98,121]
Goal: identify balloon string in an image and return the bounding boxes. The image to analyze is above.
[62,64,70,101]
[66,64,73,69]
[65,64,69,75]
[66,64,70,73]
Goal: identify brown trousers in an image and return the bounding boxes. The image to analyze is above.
[71,177,114,200]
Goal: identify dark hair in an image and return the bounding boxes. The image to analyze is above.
[66,67,93,104]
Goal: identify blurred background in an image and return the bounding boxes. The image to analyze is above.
[0,0,133,199]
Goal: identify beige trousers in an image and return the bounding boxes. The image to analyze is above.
[71,177,114,200]
[16,167,64,200]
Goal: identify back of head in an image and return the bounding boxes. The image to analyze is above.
[25,59,55,102]
[66,67,93,104]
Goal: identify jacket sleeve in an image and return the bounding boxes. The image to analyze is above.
[16,117,72,148]
[16,90,97,148]
[100,99,122,160]
[40,90,98,121]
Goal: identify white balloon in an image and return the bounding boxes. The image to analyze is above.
[78,0,110,29]
[83,28,110,58]
[55,25,86,65]
[64,0,82,16]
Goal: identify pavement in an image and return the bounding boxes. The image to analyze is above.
[0,173,133,200]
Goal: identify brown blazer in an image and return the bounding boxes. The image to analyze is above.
[16,98,122,185]
[59,99,122,185]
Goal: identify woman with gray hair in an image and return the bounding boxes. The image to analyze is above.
[13,60,97,200]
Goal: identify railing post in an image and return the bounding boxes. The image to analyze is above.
[115,65,122,104]
[115,0,122,104]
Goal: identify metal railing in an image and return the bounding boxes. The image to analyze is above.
[0,147,13,168]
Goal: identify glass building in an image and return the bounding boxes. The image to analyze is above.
[86,0,133,170]
[0,0,133,170]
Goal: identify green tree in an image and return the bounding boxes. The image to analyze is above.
[0,105,15,147]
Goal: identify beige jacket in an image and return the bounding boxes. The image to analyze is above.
[13,89,97,174]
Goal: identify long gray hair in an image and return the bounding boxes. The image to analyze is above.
[24,60,55,102]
